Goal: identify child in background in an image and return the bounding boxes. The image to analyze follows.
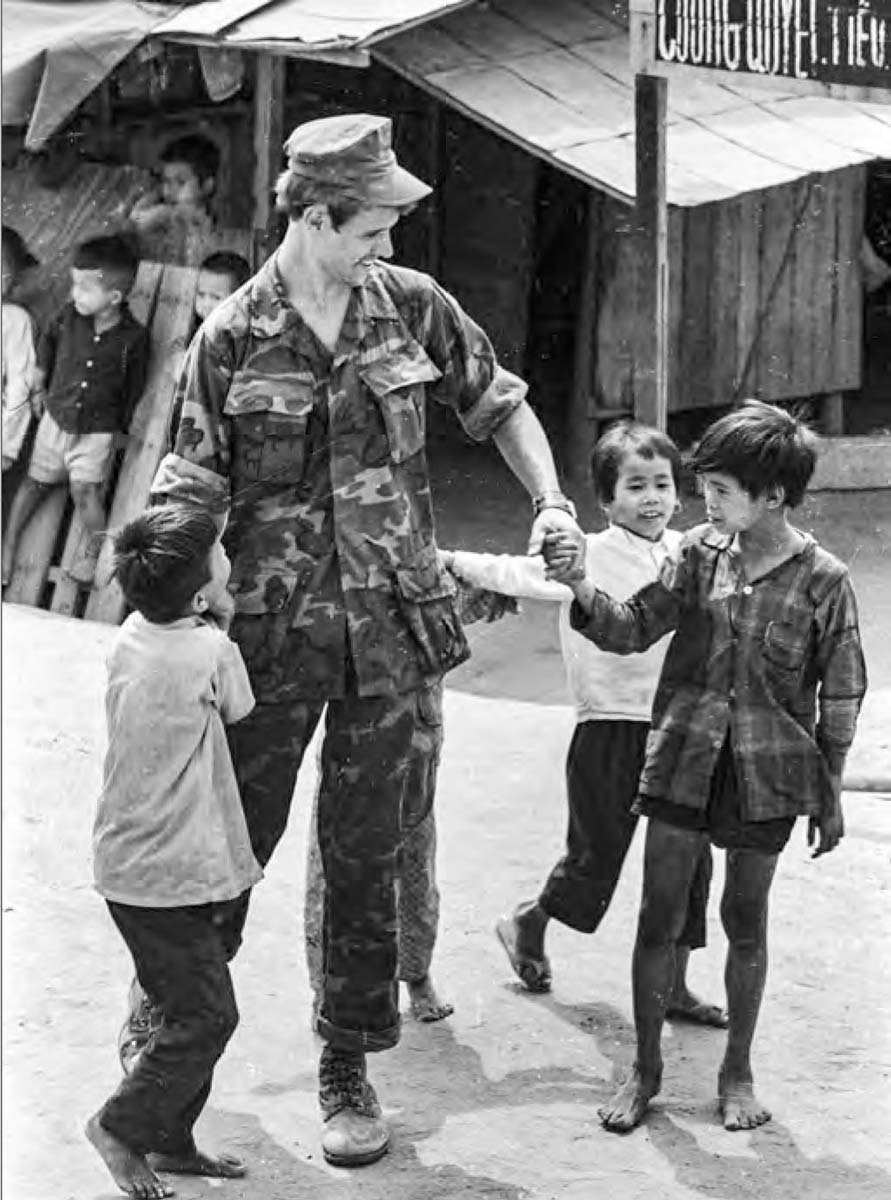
[192,251,251,331]
[547,401,866,1133]
[164,251,252,450]
[444,422,724,1025]
[87,504,259,1198]
[125,134,219,266]
[1,225,37,473]
[2,235,149,587]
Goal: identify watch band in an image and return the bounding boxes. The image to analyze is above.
[532,491,577,520]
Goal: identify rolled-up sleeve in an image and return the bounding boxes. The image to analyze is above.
[151,320,235,512]
[419,278,526,441]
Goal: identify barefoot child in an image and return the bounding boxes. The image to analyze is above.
[548,401,866,1133]
[87,505,260,1197]
[2,235,149,587]
[444,422,723,1024]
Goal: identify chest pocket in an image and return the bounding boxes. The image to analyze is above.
[223,372,315,491]
[360,350,442,464]
[762,618,812,680]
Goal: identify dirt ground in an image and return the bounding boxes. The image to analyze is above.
[2,442,890,1200]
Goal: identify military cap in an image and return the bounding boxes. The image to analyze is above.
[284,113,431,207]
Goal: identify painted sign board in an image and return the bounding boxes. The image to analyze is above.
[631,0,891,101]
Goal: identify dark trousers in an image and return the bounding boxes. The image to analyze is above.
[227,675,443,1053]
[99,895,247,1155]
[539,721,711,948]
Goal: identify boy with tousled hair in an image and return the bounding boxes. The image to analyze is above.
[446,421,723,1025]
[2,234,148,587]
[546,400,866,1134]
[87,504,258,1199]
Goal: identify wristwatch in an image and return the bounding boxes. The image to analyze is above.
[532,490,577,520]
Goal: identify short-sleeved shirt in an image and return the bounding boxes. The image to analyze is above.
[151,256,527,700]
[38,302,149,435]
[569,524,867,822]
[93,613,261,907]
[2,301,36,460]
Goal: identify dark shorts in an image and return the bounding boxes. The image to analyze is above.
[635,740,796,856]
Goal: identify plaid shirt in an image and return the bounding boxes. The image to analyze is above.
[152,255,526,700]
[569,524,866,821]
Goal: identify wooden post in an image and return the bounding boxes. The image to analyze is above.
[634,73,669,430]
[566,190,601,484]
[252,53,286,267]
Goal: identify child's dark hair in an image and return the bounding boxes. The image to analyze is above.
[73,235,139,296]
[112,506,219,623]
[591,421,682,504]
[1,224,38,274]
[199,251,251,290]
[690,400,818,508]
[161,134,220,187]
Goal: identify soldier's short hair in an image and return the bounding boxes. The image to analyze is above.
[113,506,219,623]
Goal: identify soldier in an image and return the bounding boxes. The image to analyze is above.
[149,112,580,1168]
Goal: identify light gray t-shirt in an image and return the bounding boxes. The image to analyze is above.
[93,612,261,907]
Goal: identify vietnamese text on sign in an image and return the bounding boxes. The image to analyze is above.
[654,0,890,88]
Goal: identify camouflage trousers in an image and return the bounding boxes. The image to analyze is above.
[227,674,443,1053]
[304,756,441,996]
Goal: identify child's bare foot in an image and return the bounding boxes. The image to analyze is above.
[598,1065,661,1133]
[495,902,551,993]
[666,986,728,1028]
[407,975,454,1022]
[85,1114,173,1198]
[718,1068,771,1131]
[148,1146,246,1178]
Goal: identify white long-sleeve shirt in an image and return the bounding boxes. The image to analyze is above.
[1,302,35,462]
[450,525,682,723]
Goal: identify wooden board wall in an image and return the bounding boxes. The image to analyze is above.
[592,164,866,412]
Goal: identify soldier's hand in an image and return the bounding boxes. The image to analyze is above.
[528,504,580,556]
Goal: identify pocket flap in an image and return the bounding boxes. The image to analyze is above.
[223,371,316,418]
[359,346,442,397]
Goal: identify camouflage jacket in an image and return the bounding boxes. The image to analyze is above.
[152,255,527,699]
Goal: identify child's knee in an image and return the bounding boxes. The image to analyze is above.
[720,891,767,945]
[637,887,690,947]
[70,481,102,508]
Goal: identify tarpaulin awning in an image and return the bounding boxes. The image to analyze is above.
[2,0,179,149]
[155,0,477,60]
[374,0,891,207]
[1,0,476,150]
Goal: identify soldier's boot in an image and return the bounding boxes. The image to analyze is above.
[117,977,162,1075]
[319,1044,389,1167]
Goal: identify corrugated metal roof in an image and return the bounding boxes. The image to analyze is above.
[156,0,477,56]
[374,0,891,207]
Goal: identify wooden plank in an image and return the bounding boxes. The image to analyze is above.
[833,165,866,392]
[710,197,741,408]
[566,190,601,483]
[633,74,668,429]
[666,205,685,411]
[790,176,822,398]
[492,0,622,45]
[809,175,837,397]
[3,489,68,607]
[735,190,763,399]
[252,53,286,266]
[700,107,870,175]
[86,266,199,624]
[820,392,845,436]
[756,184,797,399]
[595,198,637,407]
[679,203,715,409]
